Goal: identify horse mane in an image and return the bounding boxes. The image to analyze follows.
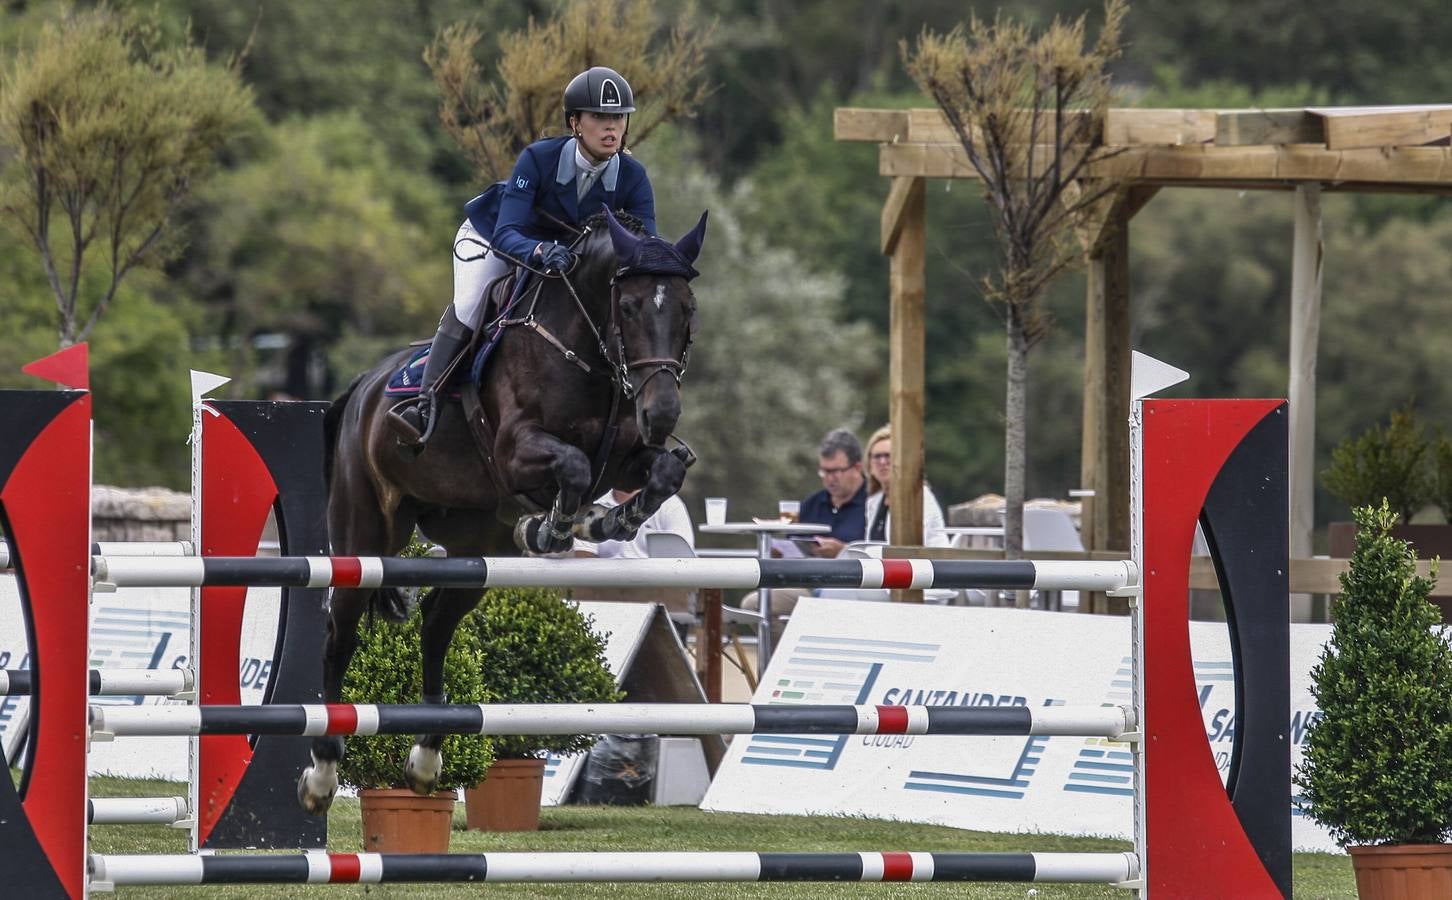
[582,209,646,235]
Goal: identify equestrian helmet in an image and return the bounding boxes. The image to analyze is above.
[563,66,636,129]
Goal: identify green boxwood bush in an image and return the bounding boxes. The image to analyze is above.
[464,587,622,759]
[1322,407,1434,523]
[1295,501,1452,846]
[337,602,495,791]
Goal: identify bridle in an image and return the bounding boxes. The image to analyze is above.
[491,225,694,401]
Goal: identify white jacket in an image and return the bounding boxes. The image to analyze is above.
[863,484,950,547]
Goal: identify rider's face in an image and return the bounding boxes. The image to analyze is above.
[573,111,625,163]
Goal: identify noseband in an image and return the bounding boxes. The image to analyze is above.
[607,281,690,400]
[510,238,691,402]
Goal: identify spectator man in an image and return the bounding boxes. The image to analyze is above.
[741,427,867,633]
[798,427,868,558]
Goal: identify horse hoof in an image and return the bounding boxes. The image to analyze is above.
[514,515,574,556]
[404,745,443,796]
[297,768,337,816]
[512,516,537,553]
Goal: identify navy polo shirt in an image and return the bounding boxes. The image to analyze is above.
[800,482,868,543]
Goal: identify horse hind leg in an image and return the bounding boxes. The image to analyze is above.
[298,589,368,815]
[404,585,483,795]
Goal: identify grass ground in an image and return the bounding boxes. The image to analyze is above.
[80,777,1358,898]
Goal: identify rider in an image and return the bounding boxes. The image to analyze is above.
[388,65,658,446]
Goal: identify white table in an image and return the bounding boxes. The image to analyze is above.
[697,521,831,559]
[696,521,831,676]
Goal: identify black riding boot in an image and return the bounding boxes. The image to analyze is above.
[387,305,472,447]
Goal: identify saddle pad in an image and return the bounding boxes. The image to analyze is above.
[384,346,458,397]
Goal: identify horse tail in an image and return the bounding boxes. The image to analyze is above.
[323,372,366,489]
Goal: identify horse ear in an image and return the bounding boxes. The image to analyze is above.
[603,206,641,259]
[673,211,709,264]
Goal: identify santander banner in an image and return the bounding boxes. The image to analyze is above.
[701,597,1336,853]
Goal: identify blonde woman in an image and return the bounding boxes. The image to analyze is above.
[862,424,949,547]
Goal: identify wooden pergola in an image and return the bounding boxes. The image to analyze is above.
[835,104,1452,592]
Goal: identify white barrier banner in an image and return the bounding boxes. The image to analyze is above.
[0,575,277,779]
[701,598,1336,853]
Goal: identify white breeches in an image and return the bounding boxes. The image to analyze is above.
[452,219,512,329]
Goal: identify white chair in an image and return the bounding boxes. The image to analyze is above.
[1023,507,1084,610]
[646,532,768,686]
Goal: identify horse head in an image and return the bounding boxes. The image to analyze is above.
[603,207,708,446]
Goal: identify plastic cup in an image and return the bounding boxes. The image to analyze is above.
[705,497,727,526]
[778,500,800,522]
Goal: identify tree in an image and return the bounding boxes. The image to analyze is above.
[0,5,254,347]
[178,113,452,399]
[425,0,714,183]
[640,133,876,523]
[903,0,1127,558]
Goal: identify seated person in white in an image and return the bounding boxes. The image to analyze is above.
[573,487,694,558]
[862,424,950,548]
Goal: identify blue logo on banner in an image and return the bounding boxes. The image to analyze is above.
[740,634,940,771]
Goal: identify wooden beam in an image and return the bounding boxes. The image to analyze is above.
[1216,109,1323,145]
[1081,201,1132,614]
[1073,184,1160,256]
[1312,107,1452,151]
[905,107,1099,145]
[1189,556,1451,596]
[1104,108,1216,145]
[881,175,919,255]
[1288,185,1323,566]
[879,142,1452,185]
[834,107,908,142]
[885,177,926,602]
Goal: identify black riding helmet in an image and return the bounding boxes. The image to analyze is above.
[562,66,636,131]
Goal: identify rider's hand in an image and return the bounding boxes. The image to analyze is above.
[539,242,574,273]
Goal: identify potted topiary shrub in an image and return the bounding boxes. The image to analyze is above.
[338,601,494,853]
[1324,407,1451,561]
[1296,501,1452,897]
[461,587,621,831]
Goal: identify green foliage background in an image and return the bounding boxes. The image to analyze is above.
[2,0,1451,539]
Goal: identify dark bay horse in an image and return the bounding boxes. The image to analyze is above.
[298,208,708,814]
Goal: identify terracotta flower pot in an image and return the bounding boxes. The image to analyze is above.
[1349,843,1452,899]
[358,788,455,853]
[464,757,547,832]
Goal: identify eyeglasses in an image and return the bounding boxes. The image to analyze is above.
[817,463,857,478]
[869,453,892,463]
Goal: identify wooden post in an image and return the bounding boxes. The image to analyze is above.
[883,175,926,602]
[1081,195,1136,614]
[1289,184,1323,619]
[699,587,722,702]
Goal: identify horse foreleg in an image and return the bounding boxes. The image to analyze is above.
[505,428,594,555]
[298,591,367,815]
[403,586,482,795]
[577,446,687,542]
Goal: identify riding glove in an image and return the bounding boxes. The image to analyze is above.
[539,242,574,273]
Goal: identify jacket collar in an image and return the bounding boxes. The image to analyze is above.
[556,138,621,193]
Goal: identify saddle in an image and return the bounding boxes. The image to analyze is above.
[383,271,522,400]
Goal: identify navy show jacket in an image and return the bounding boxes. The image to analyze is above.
[463,136,656,264]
